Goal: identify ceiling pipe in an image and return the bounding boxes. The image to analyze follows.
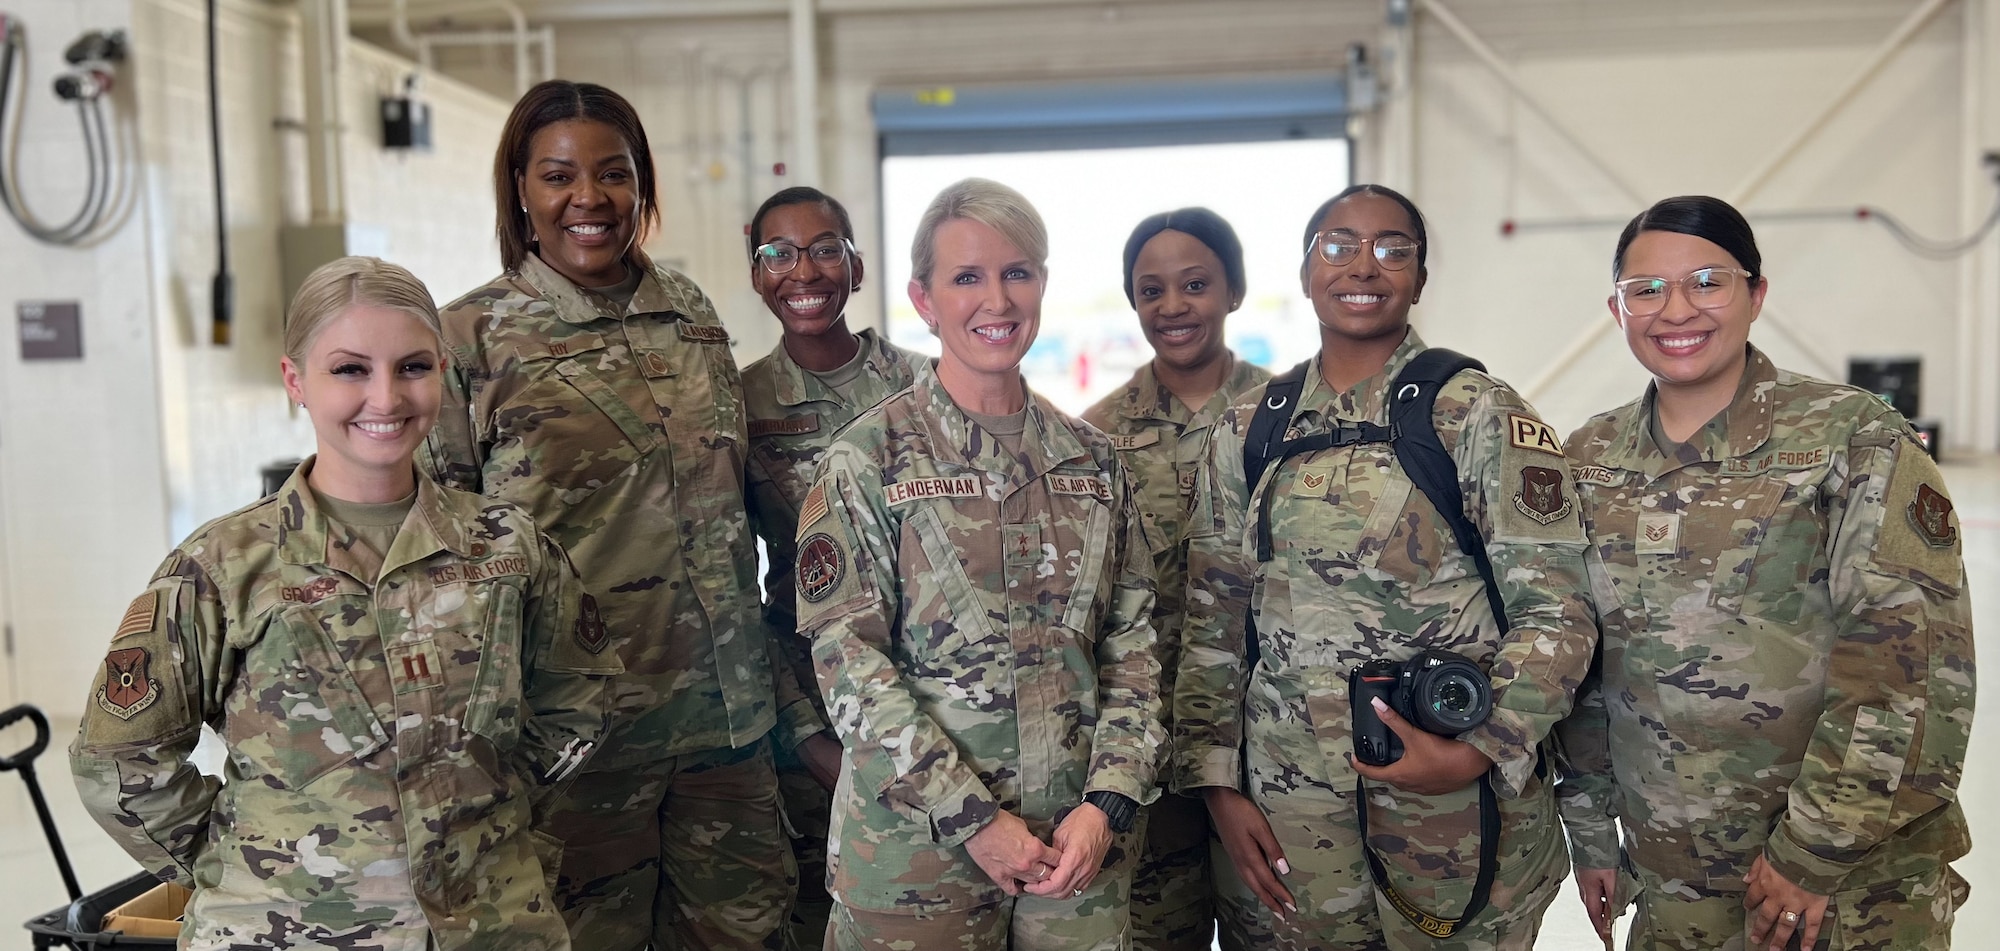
[790,0,820,186]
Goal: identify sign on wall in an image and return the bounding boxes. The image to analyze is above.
[18,301,83,360]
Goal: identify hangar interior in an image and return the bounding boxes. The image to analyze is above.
[0,0,1997,947]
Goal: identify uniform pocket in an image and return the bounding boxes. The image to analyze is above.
[1709,471,1825,624]
[249,603,389,791]
[501,355,660,499]
[906,505,997,659]
[1834,704,1916,840]
[465,581,527,751]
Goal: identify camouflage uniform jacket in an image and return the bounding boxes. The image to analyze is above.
[1554,346,1974,896]
[423,252,774,763]
[794,359,1167,913]
[1173,330,1597,799]
[70,459,619,950]
[1082,354,1271,693]
[744,327,921,745]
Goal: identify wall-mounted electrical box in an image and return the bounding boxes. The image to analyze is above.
[380,96,431,150]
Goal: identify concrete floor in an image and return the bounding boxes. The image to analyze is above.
[4,452,1999,948]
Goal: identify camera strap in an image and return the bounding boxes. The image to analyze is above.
[1355,774,1501,938]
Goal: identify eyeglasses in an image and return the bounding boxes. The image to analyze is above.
[1613,267,1753,318]
[1311,231,1421,270]
[753,237,852,274]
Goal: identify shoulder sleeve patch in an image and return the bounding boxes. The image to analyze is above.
[1513,465,1575,525]
[797,532,848,604]
[1506,414,1565,456]
[114,590,159,641]
[97,647,161,720]
[1871,437,1963,594]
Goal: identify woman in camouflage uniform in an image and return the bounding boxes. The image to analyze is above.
[740,185,921,949]
[1081,207,1269,951]
[795,178,1165,951]
[1557,195,1974,951]
[421,81,796,951]
[71,257,618,951]
[1173,185,1598,950]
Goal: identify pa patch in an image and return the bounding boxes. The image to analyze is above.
[797,532,845,604]
[98,648,160,720]
[1513,465,1573,525]
[1909,483,1958,548]
[1506,415,1565,456]
[575,594,609,654]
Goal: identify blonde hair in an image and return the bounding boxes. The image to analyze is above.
[909,178,1049,287]
[284,256,442,362]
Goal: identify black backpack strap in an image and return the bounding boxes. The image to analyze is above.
[1236,360,1310,689]
[1387,348,1509,635]
[1242,359,1311,494]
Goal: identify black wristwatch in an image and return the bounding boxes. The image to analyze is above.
[1083,791,1139,833]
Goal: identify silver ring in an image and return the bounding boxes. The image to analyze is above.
[1072,887,1083,897]
[1781,910,1800,923]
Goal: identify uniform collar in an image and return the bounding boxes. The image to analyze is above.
[1296,328,1427,428]
[1114,353,1268,426]
[912,358,1093,480]
[1598,343,1778,478]
[276,457,471,576]
[518,251,682,325]
[767,327,900,409]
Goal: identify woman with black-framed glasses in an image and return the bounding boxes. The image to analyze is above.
[1555,194,1973,951]
[740,185,922,950]
[1171,183,1596,949]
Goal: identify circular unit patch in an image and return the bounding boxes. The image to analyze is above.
[797,532,846,604]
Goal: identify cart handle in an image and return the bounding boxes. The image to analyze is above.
[0,703,51,772]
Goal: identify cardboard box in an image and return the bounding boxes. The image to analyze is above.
[101,882,190,938]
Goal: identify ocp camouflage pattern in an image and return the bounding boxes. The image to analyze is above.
[1553,346,1974,937]
[1173,330,1597,942]
[795,358,1167,915]
[1082,354,1269,951]
[744,326,921,746]
[422,252,776,764]
[71,459,618,950]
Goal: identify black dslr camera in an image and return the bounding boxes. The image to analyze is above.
[1349,650,1493,767]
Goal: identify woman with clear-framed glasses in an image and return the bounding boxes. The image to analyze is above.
[1555,195,1973,951]
[739,185,922,949]
[1172,184,1596,949]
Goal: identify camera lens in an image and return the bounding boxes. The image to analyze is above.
[1405,654,1492,735]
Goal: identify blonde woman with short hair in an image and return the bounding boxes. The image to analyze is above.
[71,256,619,951]
[797,178,1166,951]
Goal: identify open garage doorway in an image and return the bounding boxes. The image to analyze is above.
[874,76,1350,413]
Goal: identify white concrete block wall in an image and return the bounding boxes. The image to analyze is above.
[0,0,509,717]
[0,0,169,713]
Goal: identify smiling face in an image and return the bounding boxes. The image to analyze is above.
[1131,229,1234,374]
[1611,229,1764,395]
[282,304,444,500]
[910,217,1044,384]
[517,118,640,288]
[753,201,861,340]
[1300,193,1426,347]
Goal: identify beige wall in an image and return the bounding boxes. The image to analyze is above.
[402,0,1996,442]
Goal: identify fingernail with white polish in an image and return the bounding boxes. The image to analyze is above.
[1285,902,1298,913]
[1275,858,1291,875]
[1371,696,1389,712]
